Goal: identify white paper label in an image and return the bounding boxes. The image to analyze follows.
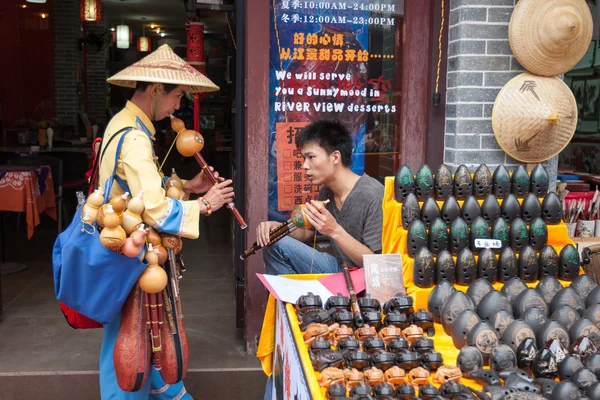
[474,239,502,249]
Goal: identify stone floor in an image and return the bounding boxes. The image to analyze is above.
[0,177,267,398]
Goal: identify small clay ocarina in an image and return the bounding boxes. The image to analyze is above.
[477,290,513,323]
[538,322,570,352]
[490,344,517,372]
[434,164,454,201]
[551,305,580,331]
[511,165,530,198]
[383,293,412,316]
[428,218,448,256]
[394,164,415,203]
[521,193,542,224]
[401,192,420,230]
[406,219,428,258]
[435,249,456,284]
[559,244,581,282]
[510,217,529,254]
[538,245,559,278]
[550,287,585,315]
[358,294,381,313]
[481,194,501,225]
[518,246,540,283]
[415,165,434,201]
[522,307,548,336]
[474,164,493,199]
[536,275,562,304]
[517,337,538,371]
[453,164,473,200]
[502,320,536,353]
[542,192,563,224]
[492,217,510,250]
[571,274,598,299]
[530,164,549,196]
[449,217,469,256]
[571,335,598,362]
[514,288,548,319]
[451,309,481,349]
[420,196,441,230]
[427,280,456,323]
[569,318,600,346]
[470,216,491,255]
[441,195,461,225]
[587,287,600,309]
[498,247,519,283]
[501,194,521,224]
[466,278,494,307]
[490,310,515,337]
[413,247,435,288]
[457,345,484,377]
[440,291,475,336]
[456,248,477,285]
[501,277,528,303]
[493,165,511,199]
[461,195,481,225]
[466,321,500,362]
[477,248,498,284]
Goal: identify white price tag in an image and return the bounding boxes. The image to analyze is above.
[474,239,502,249]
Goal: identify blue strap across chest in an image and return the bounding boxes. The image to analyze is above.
[101,128,142,202]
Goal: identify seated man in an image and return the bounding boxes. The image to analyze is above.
[257,119,384,274]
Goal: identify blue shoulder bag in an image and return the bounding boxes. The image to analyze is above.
[52,128,149,324]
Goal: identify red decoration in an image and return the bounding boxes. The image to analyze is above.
[80,0,102,22]
[186,22,206,132]
[137,37,151,52]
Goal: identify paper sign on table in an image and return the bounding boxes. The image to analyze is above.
[363,253,404,304]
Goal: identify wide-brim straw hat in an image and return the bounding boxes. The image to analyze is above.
[492,72,577,163]
[509,0,593,77]
[107,44,219,93]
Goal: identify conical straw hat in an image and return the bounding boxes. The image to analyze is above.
[492,72,577,163]
[509,0,592,77]
[107,44,219,93]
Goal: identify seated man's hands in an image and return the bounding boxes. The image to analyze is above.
[256,221,282,248]
[303,200,339,237]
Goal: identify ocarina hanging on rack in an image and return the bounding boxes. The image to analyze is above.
[470,216,491,255]
[477,248,498,284]
[453,164,473,200]
[541,192,563,224]
[413,247,435,288]
[456,248,476,285]
[461,195,481,225]
[138,244,168,294]
[521,194,542,225]
[82,189,104,224]
[473,164,493,199]
[518,246,540,283]
[407,220,428,258]
[501,194,521,223]
[481,194,501,225]
[511,165,530,198]
[166,168,184,193]
[415,165,434,201]
[401,193,420,230]
[492,218,509,250]
[510,217,529,254]
[420,197,440,229]
[493,165,511,199]
[559,244,581,282]
[99,205,126,252]
[434,164,454,201]
[394,164,415,202]
[530,164,549,196]
[529,217,548,251]
[428,217,448,256]
[449,217,469,256]
[435,249,456,284]
[441,195,461,225]
[122,190,145,235]
[147,228,168,265]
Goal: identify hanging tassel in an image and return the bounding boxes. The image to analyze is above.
[193,94,200,133]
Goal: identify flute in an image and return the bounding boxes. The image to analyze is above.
[170,115,247,230]
[341,262,364,328]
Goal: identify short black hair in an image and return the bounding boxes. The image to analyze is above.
[295,120,353,167]
[136,81,179,94]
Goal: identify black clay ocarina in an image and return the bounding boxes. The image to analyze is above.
[428,218,448,256]
[336,337,360,356]
[492,218,510,250]
[449,217,469,256]
[362,310,383,330]
[586,353,600,378]
[457,345,484,377]
[514,288,548,319]
[477,249,498,284]
[587,287,600,309]
[434,164,454,201]
[451,309,481,349]
[504,373,541,394]
[421,350,444,372]
[466,278,494,307]
[501,277,528,303]
[456,248,477,285]
[326,383,346,399]
[296,292,323,313]
[559,244,581,282]
[466,321,500,362]
[395,350,420,371]
[511,165,530,198]
[441,195,461,226]
[453,164,473,200]
[518,246,540,282]
[571,336,598,362]
[332,310,354,329]
[401,192,420,230]
[493,165,511,199]
[490,344,517,372]
[530,164,550,196]
[372,382,396,397]
[542,192,563,224]
[491,310,515,338]
[502,194,522,224]
[470,369,502,386]
[481,194,502,225]
[312,349,344,371]
[550,381,580,399]
[571,367,599,391]
[470,216,491,254]
[521,193,542,224]
[415,165,434,201]
[538,246,559,278]
[477,290,513,323]
[498,248,519,284]
[358,294,381,313]
[410,337,434,354]
[395,382,416,399]
[394,164,415,202]
[435,249,456,284]
[510,217,529,254]
[325,293,351,314]
[560,355,585,381]
[522,307,548,336]
[571,274,598,299]
[344,349,370,371]
[502,320,536,353]
[418,199,439,233]
[369,350,396,372]
[517,337,538,370]
[383,312,409,331]
[386,337,410,354]
[413,309,435,337]
[537,378,558,399]
[569,318,600,346]
[440,291,475,336]
[584,304,600,328]
[535,275,562,305]
[551,305,580,331]
[461,195,481,225]
[427,280,456,323]
[407,219,428,258]
[538,323,570,352]
[474,164,493,199]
